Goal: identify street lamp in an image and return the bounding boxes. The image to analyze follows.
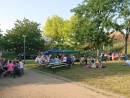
[22,35,26,64]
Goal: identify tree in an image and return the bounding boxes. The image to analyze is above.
[43,15,70,49]
[124,18,130,54]
[3,18,45,54]
[71,0,129,56]
[66,15,84,50]
[0,33,4,50]
[43,15,64,42]
[113,0,130,54]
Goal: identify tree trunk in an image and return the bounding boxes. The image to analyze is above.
[125,34,129,54]
[97,48,99,58]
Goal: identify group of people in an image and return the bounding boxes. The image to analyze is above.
[35,53,75,67]
[0,58,24,78]
[80,56,105,69]
[100,51,128,61]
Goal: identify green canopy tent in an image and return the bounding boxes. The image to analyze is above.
[61,49,78,53]
[60,49,79,60]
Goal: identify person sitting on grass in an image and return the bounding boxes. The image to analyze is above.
[124,53,128,60]
[97,58,106,68]
[83,60,96,69]
[83,59,106,69]
[80,56,85,65]
[123,60,130,66]
[91,60,97,68]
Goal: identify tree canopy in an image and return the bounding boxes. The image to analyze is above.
[3,18,45,54]
[111,0,130,54]
[43,15,74,49]
[71,0,130,51]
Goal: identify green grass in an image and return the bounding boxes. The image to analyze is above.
[25,60,130,97]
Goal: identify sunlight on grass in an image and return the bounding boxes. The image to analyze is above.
[26,60,130,97]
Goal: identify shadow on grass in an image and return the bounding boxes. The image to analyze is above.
[0,60,129,97]
[31,61,130,81]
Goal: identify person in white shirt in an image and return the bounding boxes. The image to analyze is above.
[62,55,67,63]
[37,56,43,66]
[19,59,24,75]
[125,60,130,66]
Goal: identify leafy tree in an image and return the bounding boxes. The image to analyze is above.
[43,15,64,44]
[0,33,4,50]
[113,0,130,54]
[3,18,45,55]
[43,15,71,49]
[124,18,130,54]
[66,15,84,50]
[71,0,129,56]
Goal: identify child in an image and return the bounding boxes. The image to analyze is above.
[97,57,106,68]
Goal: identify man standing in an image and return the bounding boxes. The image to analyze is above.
[19,59,24,75]
[66,55,72,69]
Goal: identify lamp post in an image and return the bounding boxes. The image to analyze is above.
[22,35,26,64]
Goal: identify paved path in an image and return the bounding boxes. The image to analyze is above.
[0,68,123,98]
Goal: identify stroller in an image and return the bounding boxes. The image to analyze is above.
[13,66,21,78]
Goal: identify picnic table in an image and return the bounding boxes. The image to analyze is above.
[47,63,71,71]
[109,56,125,60]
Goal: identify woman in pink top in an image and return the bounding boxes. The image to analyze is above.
[1,61,14,77]
[7,61,14,72]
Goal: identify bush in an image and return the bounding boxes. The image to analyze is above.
[2,51,16,59]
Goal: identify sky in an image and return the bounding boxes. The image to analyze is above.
[0,0,82,34]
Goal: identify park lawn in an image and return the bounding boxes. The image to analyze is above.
[25,60,130,97]
[122,42,130,54]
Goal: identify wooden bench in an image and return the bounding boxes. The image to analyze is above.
[109,56,125,60]
[41,62,49,66]
[47,63,71,70]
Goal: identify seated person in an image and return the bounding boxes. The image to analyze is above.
[45,55,50,63]
[101,54,107,61]
[84,57,87,65]
[35,56,39,63]
[49,57,54,64]
[83,63,91,68]
[0,62,6,77]
[124,54,129,60]
[97,57,106,68]
[2,61,14,77]
[37,56,43,67]
[97,57,102,68]
[54,56,62,64]
[70,54,75,65]
[83,60,96,69]
[97,62,106,68]
[80,56,85,65]
[91,60,97,68]
[62,55,67,63]
[66,55,72,69]
[124,60,130,66]
[60,54,64,61]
